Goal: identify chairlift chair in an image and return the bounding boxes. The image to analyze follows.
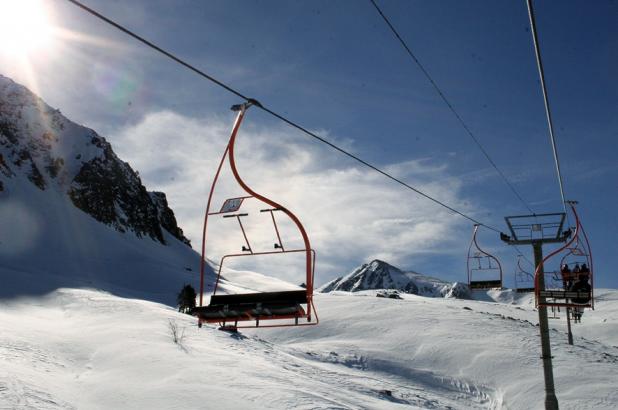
[467,224,503,289]
[514,254,535,293]
[192,100,318,330]
[534,202,594,310]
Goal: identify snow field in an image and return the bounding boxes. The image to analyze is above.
[1,287,617,409]
[248,291,618,410]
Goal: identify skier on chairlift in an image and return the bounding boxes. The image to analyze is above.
[560,263,572,289]
[579,263,590,279]
[569,273,591,322]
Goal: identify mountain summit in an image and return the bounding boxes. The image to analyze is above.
[319,259,470,298]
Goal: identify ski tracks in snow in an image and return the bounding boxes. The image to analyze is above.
[214,331,498,409]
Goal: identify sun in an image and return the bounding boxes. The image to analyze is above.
[0,0,54,57]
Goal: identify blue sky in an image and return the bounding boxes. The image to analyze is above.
[2,0,617,288]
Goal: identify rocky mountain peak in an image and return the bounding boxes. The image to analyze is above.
[319,259,471,299]
[0,74,190,246]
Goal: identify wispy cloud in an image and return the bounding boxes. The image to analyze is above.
[110,111,482,284]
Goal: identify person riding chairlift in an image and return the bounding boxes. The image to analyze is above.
[569,273,591,322]
[579,263,590,279]
[560,263,572,289]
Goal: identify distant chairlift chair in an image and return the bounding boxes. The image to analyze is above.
[467,224,503,290]
[514,254,535,293]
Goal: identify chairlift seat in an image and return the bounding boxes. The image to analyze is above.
[537,290,592,308]
[538,290,591,301]
[193,290,308,322]
[516,287,535,293]
[470,280,502,289]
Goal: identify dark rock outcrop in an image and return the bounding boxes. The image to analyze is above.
[149,192,191,246]
[69,141,165,242]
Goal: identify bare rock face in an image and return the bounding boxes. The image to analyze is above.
[69,140,166,243]
[149,191,191,246]
[0,74,190,246]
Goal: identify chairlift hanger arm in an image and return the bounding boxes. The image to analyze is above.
[225,104,314,298]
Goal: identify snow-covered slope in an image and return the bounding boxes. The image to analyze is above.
[320,259,470,299]
[0,74,301,305]
[1,287,616,409]
[0,74,206,304]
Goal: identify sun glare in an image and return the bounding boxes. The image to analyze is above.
[0,0,54,57]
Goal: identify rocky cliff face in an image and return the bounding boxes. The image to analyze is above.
[149,191,191,246]
[320,259,471,299]
[0,74,190,246]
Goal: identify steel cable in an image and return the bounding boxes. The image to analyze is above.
[65,0,502,232]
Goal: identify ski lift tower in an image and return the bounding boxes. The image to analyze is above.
[501,212,568,410]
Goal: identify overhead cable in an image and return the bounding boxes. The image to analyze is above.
[369,0,535,216]
[513,245,535,267]
[525,0,569,217]
[65,0,502,233]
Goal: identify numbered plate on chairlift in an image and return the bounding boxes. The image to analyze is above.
[220,197,245,213]
[569,248,587,256]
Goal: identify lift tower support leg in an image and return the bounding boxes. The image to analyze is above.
[533,241,559,410]
[503,211,568,409]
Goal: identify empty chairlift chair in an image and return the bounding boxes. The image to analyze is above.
[467,224,503,290]
[192,100,318,330]
[514,254,535,293]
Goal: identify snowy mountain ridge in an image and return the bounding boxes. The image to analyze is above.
[0,74,189,246]
[320,259,471,298]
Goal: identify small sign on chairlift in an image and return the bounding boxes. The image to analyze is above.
[220,197,244,213]
[532,223,542,232]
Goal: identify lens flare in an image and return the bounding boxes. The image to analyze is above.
[0,0,54,57]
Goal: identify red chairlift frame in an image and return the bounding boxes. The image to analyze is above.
[195,101,318,329]
[467,224,503,289]
[534,202,594,309]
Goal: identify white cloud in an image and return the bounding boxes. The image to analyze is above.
[110,111,482,285]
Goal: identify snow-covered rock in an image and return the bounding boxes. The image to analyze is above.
[0,74,188,245]
[319,259,471,299]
